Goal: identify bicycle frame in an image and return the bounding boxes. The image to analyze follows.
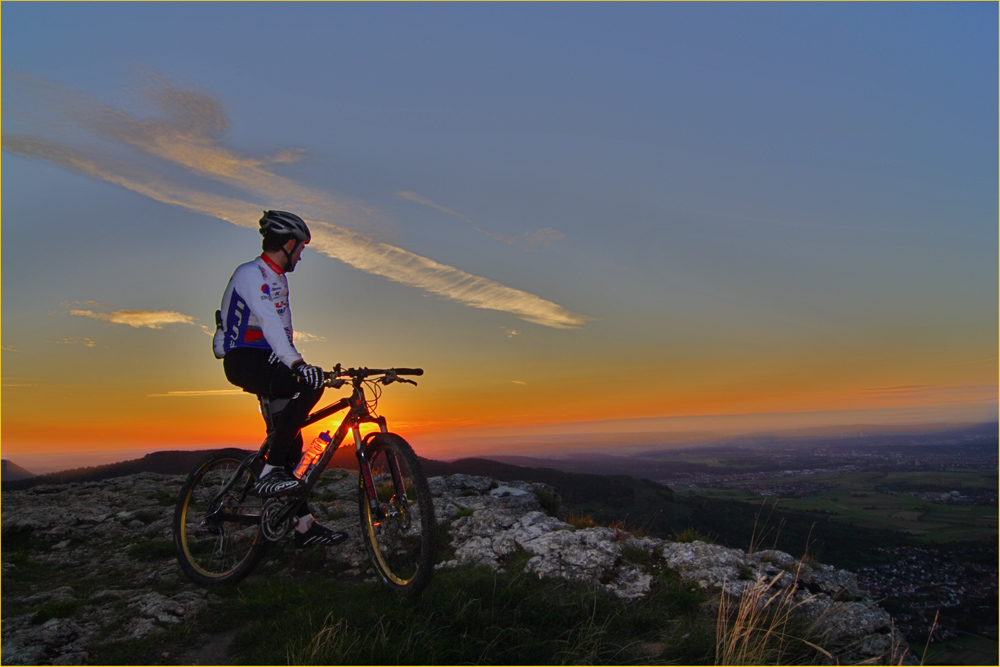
[208,377,404,532]
[301,379,398,521]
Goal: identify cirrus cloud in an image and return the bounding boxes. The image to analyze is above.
[5,74,591,330]
[67,301,195,329]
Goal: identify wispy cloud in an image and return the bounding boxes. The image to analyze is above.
[1,346,19,352]
[4,74,590,329]
[51,337,100,348]
[398,190,565,251]
[397,191,472,222]
[857,384,998,403]
[66,301,196,329]
[488,228,565,250]
[294,332,327,344]
[856,385,935,398]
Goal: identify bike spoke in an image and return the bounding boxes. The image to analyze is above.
[174,451,266,586]
[360,434,436,596]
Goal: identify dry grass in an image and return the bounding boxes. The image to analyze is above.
[714,570,833,666]
[565,512,597,529]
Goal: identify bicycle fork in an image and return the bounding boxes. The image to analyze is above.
[356,422,407,525]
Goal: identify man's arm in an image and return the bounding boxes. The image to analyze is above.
[232,264,304,368]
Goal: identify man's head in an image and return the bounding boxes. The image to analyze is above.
[260,210,310,272]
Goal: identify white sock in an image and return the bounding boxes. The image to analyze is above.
[261,464,278,477]
[295,515,315,533]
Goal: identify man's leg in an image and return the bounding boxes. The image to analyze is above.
[264,386,323,469]
[224,348,321,494]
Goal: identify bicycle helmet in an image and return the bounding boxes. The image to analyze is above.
[259,210,311,243]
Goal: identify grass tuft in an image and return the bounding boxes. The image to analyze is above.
[673,527,714,543]
[713,569,832,666]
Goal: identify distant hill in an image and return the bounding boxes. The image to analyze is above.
[0,448,675,510]
[3,430,990,573]
[1,459,36,482]
[0,450,235,491]
[421,456,675,506]
[482,421,1000,481]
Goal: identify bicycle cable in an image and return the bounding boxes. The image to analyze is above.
[363,377,383,418]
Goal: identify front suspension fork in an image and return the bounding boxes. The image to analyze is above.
[356,420,405,522]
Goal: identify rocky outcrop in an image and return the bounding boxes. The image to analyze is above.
[2,469,909,665]
[430,474,910,665]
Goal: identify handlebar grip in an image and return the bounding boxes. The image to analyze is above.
[393,368,423,376]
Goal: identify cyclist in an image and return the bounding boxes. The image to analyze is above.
[212,210,346,547]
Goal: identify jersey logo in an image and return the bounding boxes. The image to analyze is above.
[261,284,271,297]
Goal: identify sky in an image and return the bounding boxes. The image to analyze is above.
[2,2,997,474]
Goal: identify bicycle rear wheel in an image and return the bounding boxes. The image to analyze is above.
[173,448,266,586]
[358,433,437,597]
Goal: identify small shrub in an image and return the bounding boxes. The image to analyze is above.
[312,488,340,502]
[534,488,561,516]
[801,553,822,569]
[565,512,596,529]
[621,542,653,568]
[2,525,37,552]
[435,520,457,563]
[133,509,163,524]
[673,527,713,543]
[128,538,175,561]
[655,568,708,615]
[150,489,176,506]
[32,599,84,625]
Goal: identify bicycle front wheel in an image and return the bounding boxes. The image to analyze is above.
[359,433,437,597]
[173,448,266,586]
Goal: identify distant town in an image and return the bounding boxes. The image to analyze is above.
[856,543,998,644]
[656,434,998,491]
[655,434,997,646]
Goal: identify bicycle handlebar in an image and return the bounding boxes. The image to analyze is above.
[323,365,424,388]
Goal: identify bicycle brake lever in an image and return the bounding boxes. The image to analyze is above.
[324,363,345,388]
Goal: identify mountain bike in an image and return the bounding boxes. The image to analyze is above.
[172,366,437,597]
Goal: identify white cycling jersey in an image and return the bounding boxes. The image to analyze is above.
[212,254,303,368]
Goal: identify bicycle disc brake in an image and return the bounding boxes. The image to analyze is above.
[260,498,297,542]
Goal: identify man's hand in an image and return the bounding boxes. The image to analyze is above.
[293,361,324,390]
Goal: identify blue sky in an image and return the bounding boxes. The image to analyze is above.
[2,2,996,472]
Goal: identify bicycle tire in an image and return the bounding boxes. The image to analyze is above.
[173,448,267,586]
[358,433,437,597]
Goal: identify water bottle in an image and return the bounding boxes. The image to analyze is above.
[294,431,332,480]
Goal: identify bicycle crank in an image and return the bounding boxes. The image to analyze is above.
[260,498,297,542]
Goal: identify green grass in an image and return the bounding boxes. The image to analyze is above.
[31,598,84,625]
[916,633,999,666]
[88,622,201,665]
[674,468,997,545]
[128,538,177,561]
[196,554,717,665]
